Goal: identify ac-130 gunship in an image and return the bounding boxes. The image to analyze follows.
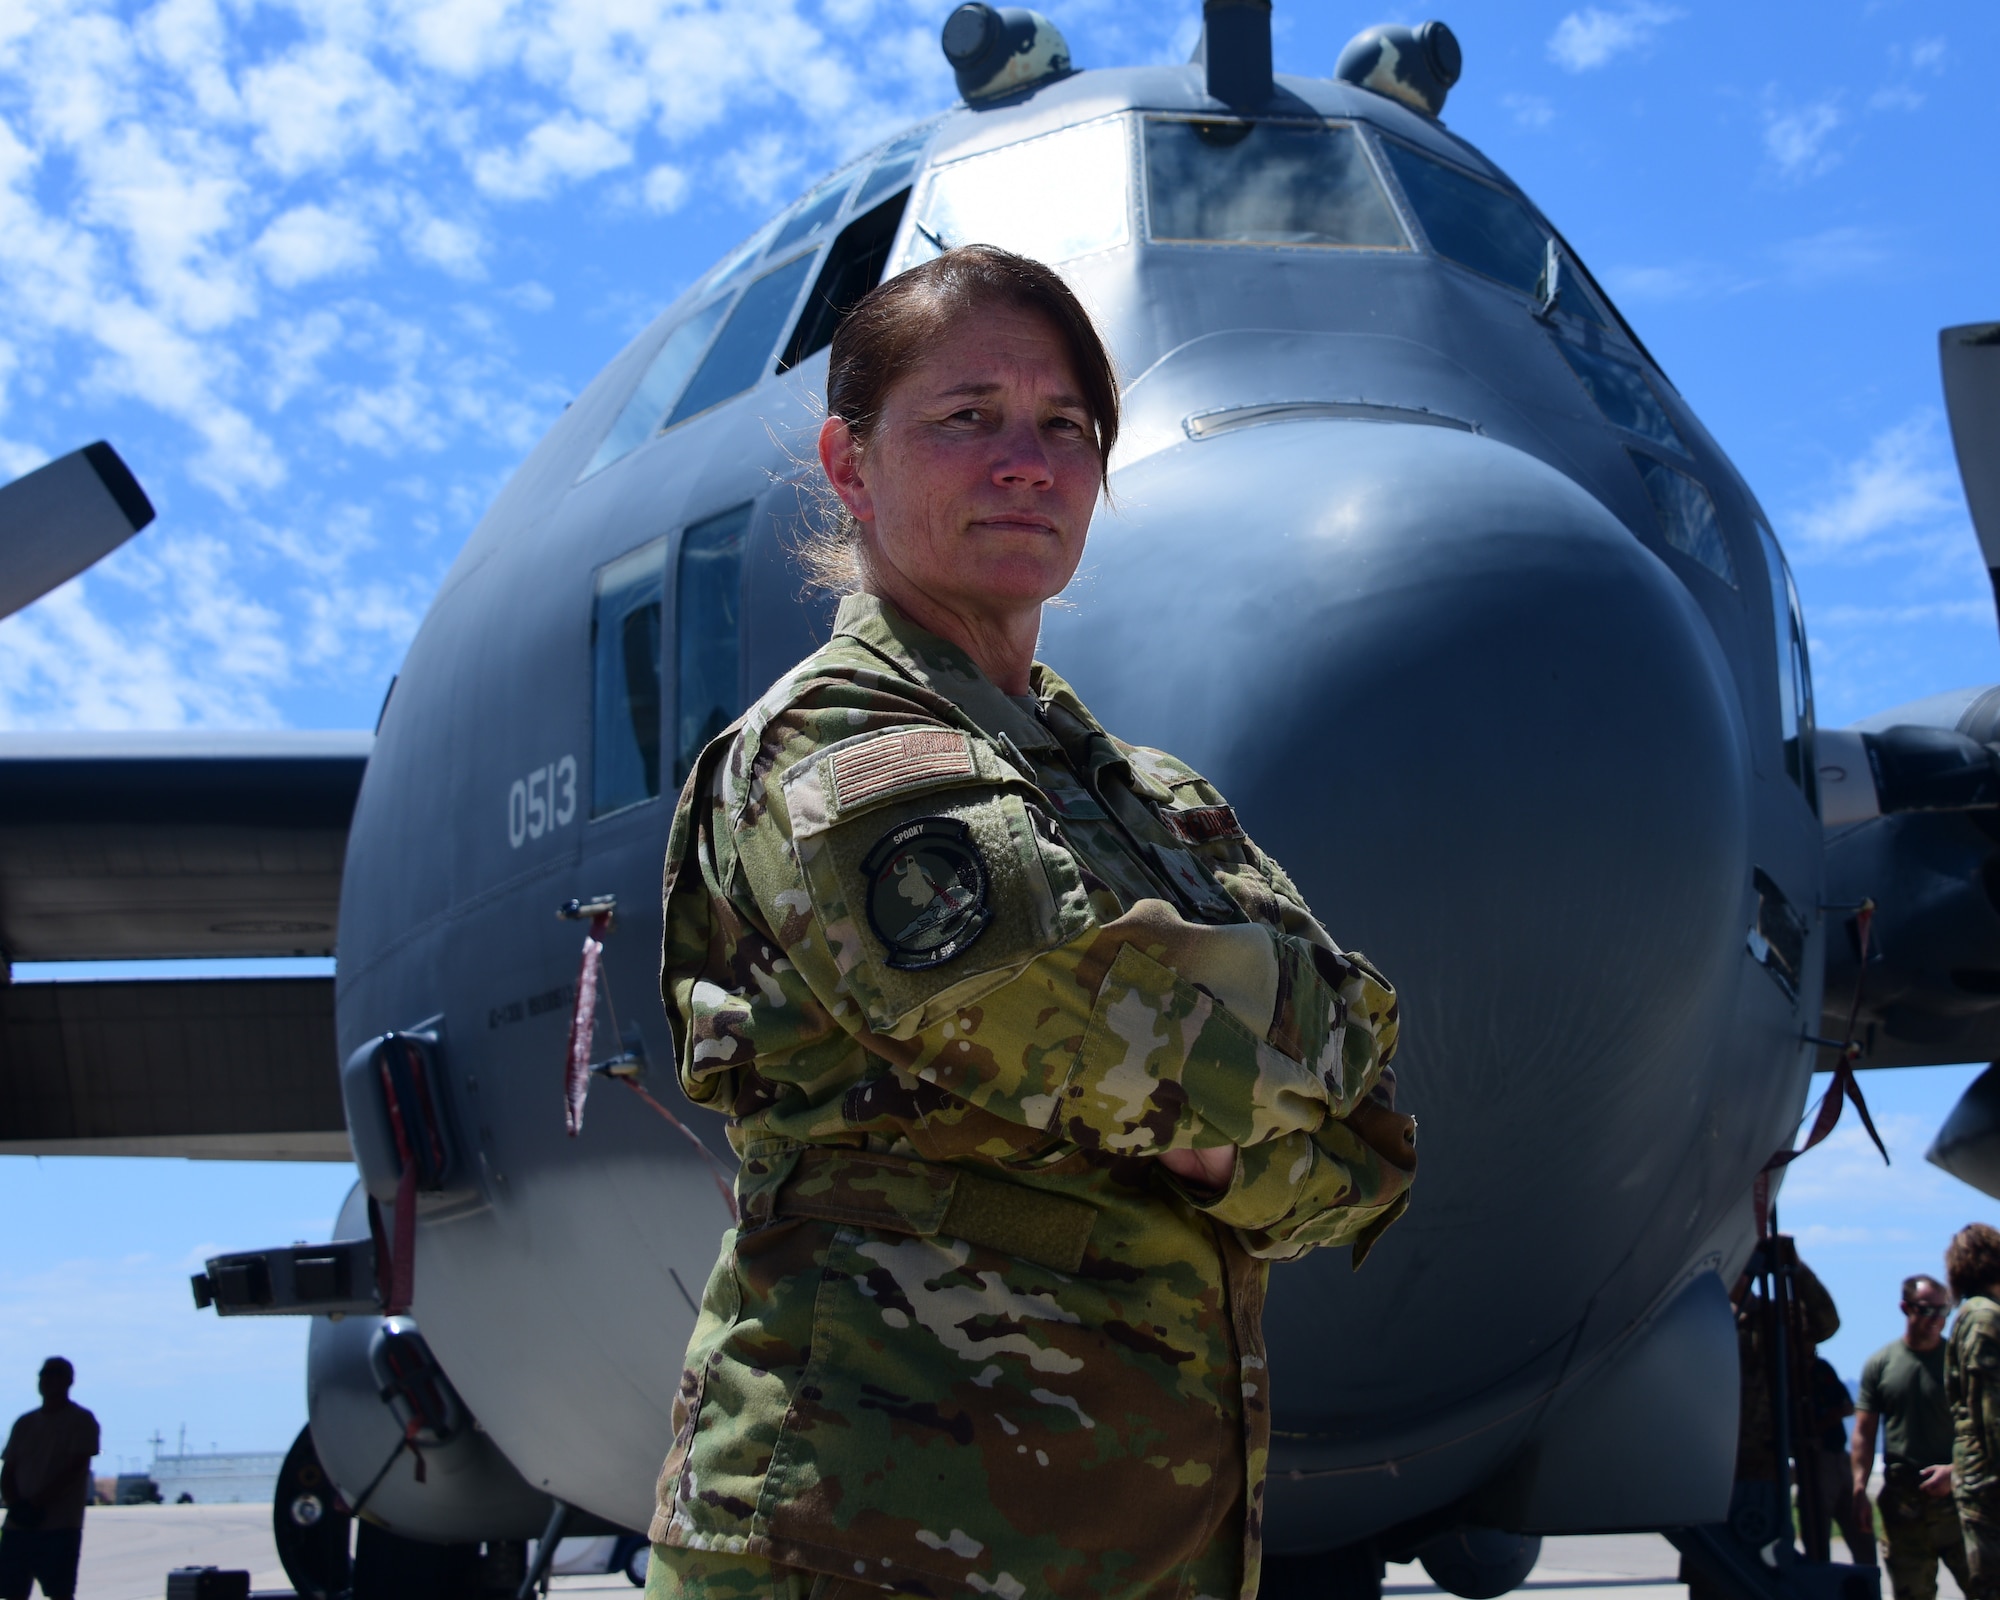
[7,4,2000,1597]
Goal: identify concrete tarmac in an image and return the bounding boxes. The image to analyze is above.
[69,1504,635,1598]
[65,1510,1957,1600]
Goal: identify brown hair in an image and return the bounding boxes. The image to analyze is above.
[799,244,1120,595]
[1947,1224,2000,1302]
[1903,1274,1945,1305]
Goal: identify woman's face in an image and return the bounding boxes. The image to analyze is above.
[821,301,1102,621]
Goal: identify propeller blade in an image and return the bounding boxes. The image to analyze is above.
[1941,324,2000,633]
[0,441,155,622]
[1926,1061,2000,1200]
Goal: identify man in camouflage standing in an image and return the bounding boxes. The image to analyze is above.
[1854,1275,1963,1599]
[1948,1224,2000,1600]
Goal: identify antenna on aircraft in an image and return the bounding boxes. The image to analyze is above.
[1196,0,1274,109]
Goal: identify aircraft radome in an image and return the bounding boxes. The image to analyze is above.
[3,4,1999,1598]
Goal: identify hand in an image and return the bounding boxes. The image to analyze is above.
[1159,1146,1236,1191]
[1853,1489,1875,1542]
[1921,1464,1954,1498]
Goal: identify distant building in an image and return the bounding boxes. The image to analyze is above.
[149,1451,284,1505]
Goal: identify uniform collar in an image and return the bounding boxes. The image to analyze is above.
[832,592,1060,753]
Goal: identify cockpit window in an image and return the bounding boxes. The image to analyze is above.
[1379,139,1604,325]
[1142,118,1406,250]
[580,295,734,480]
[666,251,818,427]
[591,539,665,817]
[902,116,1129,271]
[1556,338,1685,455]
[1758,522,1817,807]
[854,122,936,212]
[769,167,859,255]
[1629,450,1738,588]
[674,503,751,784]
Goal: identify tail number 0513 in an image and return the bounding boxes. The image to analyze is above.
[508,757,578,848]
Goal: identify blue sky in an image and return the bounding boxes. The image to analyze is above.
[1,0,1997,1466]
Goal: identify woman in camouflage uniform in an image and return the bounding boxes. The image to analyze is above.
[1948,1223,2000,1600]
[648,245,1416,1600]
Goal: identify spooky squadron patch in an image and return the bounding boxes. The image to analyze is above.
[861,816,994,971]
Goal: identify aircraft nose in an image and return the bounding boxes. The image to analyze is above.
[1040,417,1755,1529]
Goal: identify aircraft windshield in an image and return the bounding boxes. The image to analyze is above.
[1381,140,1605,326]
[903,116,1128,269]
[1143,118,1405,249]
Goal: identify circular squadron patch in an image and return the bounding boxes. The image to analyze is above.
[861,816,994,971]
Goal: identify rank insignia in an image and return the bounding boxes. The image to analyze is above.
[862,816,994,970]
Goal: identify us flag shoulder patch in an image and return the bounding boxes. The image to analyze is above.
[1160,803,1246,846]
[828,728,976,810]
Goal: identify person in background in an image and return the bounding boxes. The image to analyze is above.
[0,1358,100,1600]
[1949,1225,2000,1600]
[1806,1350,1867,1561]
[1853,1275,1963,1600]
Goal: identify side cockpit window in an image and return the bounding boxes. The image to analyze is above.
[1758,523,1817,807]
[591,540,666,817]
[578,127,941,483]
[781,188,913,372]
[581,298,733,481]
[591,503,753,815]
[674,503,752,785]
[1557,340,1684,454]
[1629,451,1738,589]
[1142,118,1406,250]
[667,253,818,427]
[899,116,1128,271]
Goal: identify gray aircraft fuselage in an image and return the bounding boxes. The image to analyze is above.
[324,53,1817,1558]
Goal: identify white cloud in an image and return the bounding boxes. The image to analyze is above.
[263,307,344,410]
[238,40,415,178]
[1764,95,1844,180]
[254,202,376,286]
[74,120,254,333]
[0,437,47,478]
[1546,2,1683,72]
[471,112,629,200]
[1791,415,1966,556]
[1502,93,1554,129]
[642,162,689,212]
[499,279,554,311]
[1870,35,1945,112]
[1768,225,1889,285]
[403,207,485,277]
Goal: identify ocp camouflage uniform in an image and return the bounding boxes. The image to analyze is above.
[649,593,1416,1600]
[1951,1296,2000,1599]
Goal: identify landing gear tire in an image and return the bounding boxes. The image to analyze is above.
[616,1534,651,1587]
[274,1425,353,1600]
[1417,1528,1543,1599]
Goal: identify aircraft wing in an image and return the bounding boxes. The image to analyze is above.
[0,732,370,1159]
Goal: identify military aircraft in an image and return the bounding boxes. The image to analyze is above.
[5,2,2000,1597]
